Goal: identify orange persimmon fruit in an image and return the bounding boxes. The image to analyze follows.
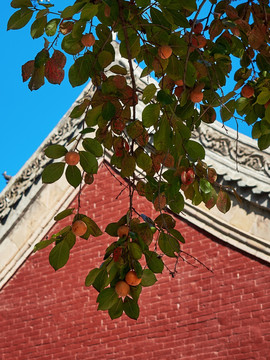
[125,270,142,286]
[117,225,129,238]
[81,33,95,47]
[72,220,87,236]
[84,173,94,184]
[175,79,184,86]
[115,281,130,297]
[158,45,173,60]
[241,85,254,99]
[65,151,80,166]
[190,90,204,103]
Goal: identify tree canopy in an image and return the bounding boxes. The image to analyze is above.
[8,0,270,319]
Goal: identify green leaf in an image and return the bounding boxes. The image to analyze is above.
[121,155,136,178]
[81,216,103,238]
[62,34,84,56]
[260,120,270,135]
[128,242,142,260]
[102,102,116,121]
[70,99,90,119]
[158,232,180,258]
[80,128,95,135]
[85,105,103,127]
[80,3,98,21]
[126,120,143,140]
[142,83,157,104]
[133,260,143,279]
[220,100,235,122]
[65,231,76,250]
[119,35,140,59]
[136,0,150,6]
[69,53,92,87]
[129,284,142,303]
[105,222,119,237]
[85,268,101,287]
[93,268,108,292]
[42,162,65,183]
[34,49,49,68]
[45,144,67,159]
[155,214,176,229]
[258,134,270,150]
[109,298,124,319]
[49,240,70,271]
[257,89,270,105]
[235,97,249,113]
[144,250,164,273]
[153,118,171,151]
[82,138,103,157]
[185,61,197,88]
[157,90,173,105]
[45,18,60,36]
[31,15,47,39]
[109,65,127,75]
[61,3,86,18]
[169,192,184,213]
[123,297,140,320]
[150,7,171,29]
[11,0,32,8]
[216,190,231,214]
[199,179,212,194]
[29,66,45,90]
[141,269,157,287]
[33,238,55,252]
[245,109,258,125]
[169,228,185,243]
[71,19,86,39]
[54,208,74,221]
[142,104,160,127]
[256,54,270,72]
[167,56,183,80]
[79,151,98,174]
[136,152,152,172]
[265,105,270,123]
[185,140,205,161]
[97,288,119,310]
[98,50,114,68]
[7,8,33,30]
[252,121,262,139]
[65,165,82,188]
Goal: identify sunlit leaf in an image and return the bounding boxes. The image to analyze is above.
[49,240,70,271]
[42,162,65,183]
[54,208,74,221]
[79,151,98,174]
[123,297,140,320]
[85,268,101,287]
[65,165,82,188]
[45,144,67,159]
[216,190,231,214]
[7,8,33,30]
[97,288,118,310]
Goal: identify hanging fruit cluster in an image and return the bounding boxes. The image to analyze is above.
[8,0,270,319]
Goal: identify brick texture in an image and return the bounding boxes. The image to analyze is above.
[0,164,269,360]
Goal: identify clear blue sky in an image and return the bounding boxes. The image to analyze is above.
[0,1,252,192]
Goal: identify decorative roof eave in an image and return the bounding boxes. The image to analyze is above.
[194,122,270,208]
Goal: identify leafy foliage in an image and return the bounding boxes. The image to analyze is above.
[8,0,270,319]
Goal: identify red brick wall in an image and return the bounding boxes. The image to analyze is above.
[0,164,269,360]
